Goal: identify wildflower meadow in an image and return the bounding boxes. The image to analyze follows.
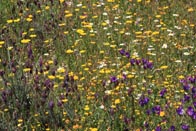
[0,0,196,130]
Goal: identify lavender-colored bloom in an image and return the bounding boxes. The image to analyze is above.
[125,52,130,58]
[119,49,125,55]
[49,101,54,109]
[160,88,167,97]
[183,84,190,91]
[193,102,196,108]
[155,126,161,131]
[144,121,149,128]
[188,76,195,83]
[192,87,196,94]
[142,58,148,64]
[110,76,118,83]
[169,125,175,131]
[176,106,184,115]
[139,96,149,106]
[186,106,194,116]
[130,59,136,65]
[146,62,153,69]
[136,59,141,65]
[192,113,196,120]
[181,124,189,130]
[184,94,190,102]
[122,74,126,80]
[146,109,151,115]
[152,105,161,114]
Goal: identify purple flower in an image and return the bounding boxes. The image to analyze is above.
[183,94,190,102]
[142,58,148,64]
[146,109,151,115]
[144,121,149,128]
[192,113,196,120]
[169,125,175,131]
[110,76,118,83]
[181,124,189,131]
[160,88,167,97]
[193,102,196,108]
[186,106,194,116]
[130,59,136,65]
[119,49,125,55]
[125,52,130,58]
[183,84,190,91]
[176,106,184,115]
[188,76,195,83]
[155,126,161,131]
[192,87,196,94]
[49,101,54,109]
[146,62,153,69]
[152,105,161,114]
[139,96,149,106]
[136,59,141,65]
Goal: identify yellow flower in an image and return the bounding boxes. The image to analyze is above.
[188,7,194,12]
[7,19,13,24]
[64,31,69,34]
[178,75,184,79]
[26,18,32,22]
[114,98,121,104]
[21,39,31,44]
[45,6,50,10]
[84,105,90,111]
[137,0,142,2]
[57,67,65,73]
[0,41,5,45]
[66,49,74,54]
[13,18,20,22]
[59,0,64,3]
[74,75,79,80]
[160,111,165,117]
[160,65,168,69]
[23,68,31,72]
[48,75,55,80]
[29,34,36,38]
[76,29,86,35]
[107,0,115,2]
[62,98,68,103]
[65,13,73,18]
[90,128,98,131]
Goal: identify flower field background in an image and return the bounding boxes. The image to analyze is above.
[0,0,196,130]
